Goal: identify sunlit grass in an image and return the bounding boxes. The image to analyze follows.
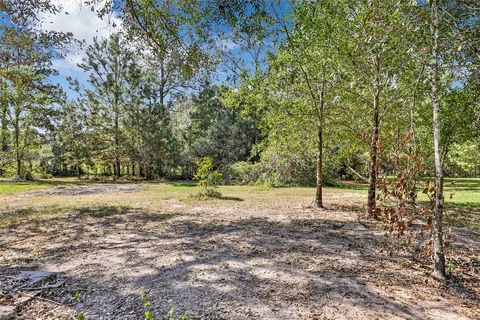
[0,177,478,230]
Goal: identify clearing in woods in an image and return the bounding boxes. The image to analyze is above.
[0,179,479,319]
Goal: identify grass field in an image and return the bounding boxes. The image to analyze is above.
[1,177,478,229]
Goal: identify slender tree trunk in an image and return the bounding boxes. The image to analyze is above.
[367,55,381,219]
[315,121,323,208]
[14,107,21,178]
[315,76,325,208]
[159,58,165,105]
[0,99,6,175]
[113,52,121,180]
[16,151,21,177]
[431,0,446,281]
[114,108,121,179]
[1,94,7,152]
[76,163,81,179]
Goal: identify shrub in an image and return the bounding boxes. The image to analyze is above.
[193,157,223,198]
[227,161,261,185]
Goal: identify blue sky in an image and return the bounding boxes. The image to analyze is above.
[40,0,123,99]
[41,0,289,99]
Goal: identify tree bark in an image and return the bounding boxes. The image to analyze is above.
[114,105,121,179]
[0,93,7,152]
[315,121,323,208]
[367,55,381,219]
[14,105,21,178]
[159,57,165,105]
[431,0,446,281]
[315,76,325,208]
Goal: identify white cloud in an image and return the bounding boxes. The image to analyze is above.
[41,0,122,44]
[39,0,122,76]
[218,38,238,51]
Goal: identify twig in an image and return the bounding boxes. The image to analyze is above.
[346,165,368,182]
[22,292,64,306]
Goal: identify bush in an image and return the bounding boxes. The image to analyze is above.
[228,156,317,187]
[226,161,261,185]
[193,157,223,198]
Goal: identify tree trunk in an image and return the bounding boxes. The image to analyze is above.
[315,76,325,208]
[0,95,7,152]
[159,58,165,105]
[367,55,381,219]
[14,108,21,178]
[16,151,21,177]
[114,110,121,179]
[76,163,81,179]
[431,0,446,281]
[315,121,323,208]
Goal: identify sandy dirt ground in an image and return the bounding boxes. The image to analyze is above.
[0,184,479,319]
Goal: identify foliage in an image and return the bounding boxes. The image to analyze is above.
[0,0,72,179]
[62,33,176,180]
[376,135,451,258]
[193,157,222,198]
[178,84,256,176]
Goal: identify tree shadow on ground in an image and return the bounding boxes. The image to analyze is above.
[1,205,478,319]
[445,204,480,231]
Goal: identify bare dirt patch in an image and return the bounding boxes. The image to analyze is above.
[0,187,478,320]
[21,184,141,196]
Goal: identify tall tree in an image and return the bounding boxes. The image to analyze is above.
[122,0,211,103]
[0,0,72,179]
[330,0,419,217]
[77,33,136,178]
[55,102,92,178]
[430,0,446,281]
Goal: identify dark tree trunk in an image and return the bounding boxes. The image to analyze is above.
[115,159,120,178]
[16,153,21,178]
[367,99,380,218]
[431,0,446,281]
[367,55,381,219]
[114,109,121,179]
[0,96,7,152]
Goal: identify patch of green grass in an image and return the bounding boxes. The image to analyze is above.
[0,182,54,194]
[1,177,478,230]
[0,178,82,194]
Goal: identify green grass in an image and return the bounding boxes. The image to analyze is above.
[0,179,79,194]
[441,178,480,230]
[1,177,478,230]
